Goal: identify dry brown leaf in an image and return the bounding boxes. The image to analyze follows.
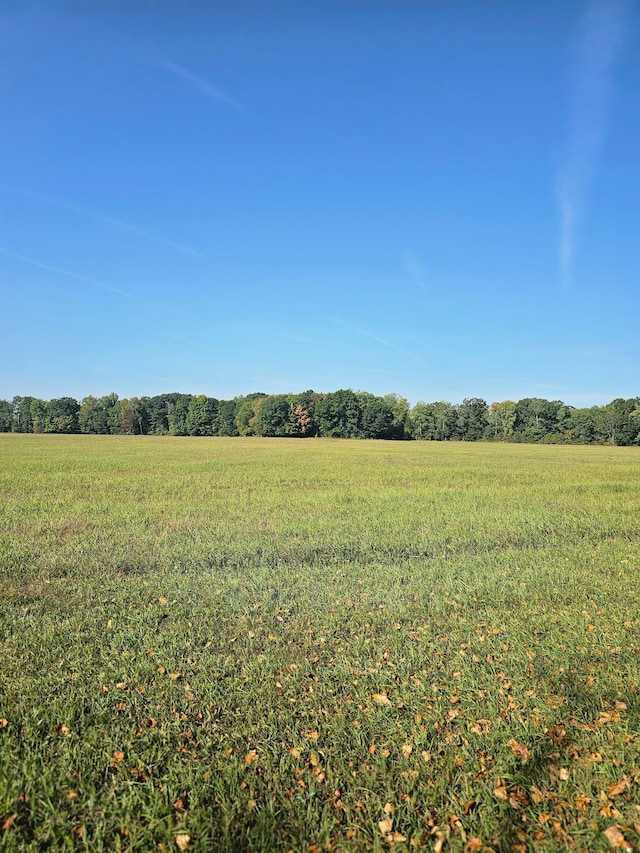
[387,832,407,843]
[602,826,632,850]
[597,711,621,726]
[175,834,191,850]
[373,693,391,706]
[433,831,446,853]
[463,840,483,852]
[401,743,413,758]
[384,802,394,815]
[493,780,508,801]
[2,814,17,832]
[305,730,319,742]
[289,747,301,759]
[507,738,531,764]
[470,719,492,734]
[530,785,544,804]
[607,778,630,797]
[159,596,168,605]
[378,818,393,835]
[558,767,570,781]
[0,718,8,729]
[244,750,258,765]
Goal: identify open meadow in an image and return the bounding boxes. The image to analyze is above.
[1,435,639,852]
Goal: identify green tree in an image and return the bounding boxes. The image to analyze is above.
[564,408,596,444]
[120,397,149,435]
[168,394,192,436]
[30,399,48,433]
[316,389,361,438]
[45,397,80,433]
[487,401,516,440]
[186,395,218,436]
[12,396,35,433]
[79,393,121,434]
[217,400,239,436]
[360,395,395,439]
[410,401,456,440]
[383,393,410,439]
[0,399,12,432]
[256,395,293,437]
[235,394,267,436]
[457,398,488,441]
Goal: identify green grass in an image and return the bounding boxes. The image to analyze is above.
[1,435,639,851]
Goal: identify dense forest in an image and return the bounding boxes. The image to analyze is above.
[1,391,639,445]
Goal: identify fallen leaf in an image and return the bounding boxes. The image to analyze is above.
[384,802,394,815]
[402,743,413,758]
[433,831,446,853]
[2,813,17,832]
[558,767,570,781]
[305,730,319,742]
[464,840,483,852]
[387,832,407,843]
[603,826,632,850]
[289,747,301,759]
[608,778,630,797]
[530,785,544,804]
[378,818,393,835]
[373,693,391,706]
[470,719,492,734]
[175,834,191,850]
[597,711,621,726]
[494,779,508,800]
[244,750,258,765]
[507,738,531,764]
[0,719,8,729]
[159,596,168,605]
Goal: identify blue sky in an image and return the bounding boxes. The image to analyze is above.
[1,1,638,407]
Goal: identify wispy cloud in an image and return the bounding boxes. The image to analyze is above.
[145,329,197,346]
[1,186,205,259]
[161,61,246,114]
[557,0,628,284]
[401,252,428,292]
[326,315,427,366]
[0,247,193,317]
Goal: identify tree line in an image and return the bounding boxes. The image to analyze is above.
[1,391,639,445]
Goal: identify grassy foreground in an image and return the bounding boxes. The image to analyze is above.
[1,435,639,852]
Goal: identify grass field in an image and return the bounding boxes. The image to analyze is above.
[1,435,639,852]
